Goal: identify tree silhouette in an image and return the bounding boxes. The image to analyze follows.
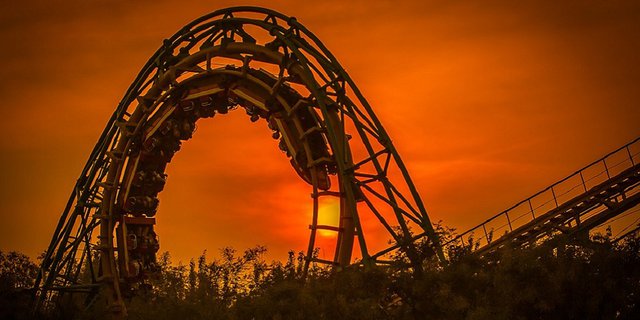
[0,251,38,320]
[3,230,640,319]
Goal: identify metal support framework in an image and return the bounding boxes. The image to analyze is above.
[444,137,640,257]
[32,7,444,317]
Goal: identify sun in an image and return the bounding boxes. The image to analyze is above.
[317,197,341,237]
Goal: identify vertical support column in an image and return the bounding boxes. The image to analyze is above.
[335,183,356,266]
[304,183,320,272]
[322,102,370,267]
[98,186,126,318]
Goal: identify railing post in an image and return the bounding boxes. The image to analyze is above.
[505,211,513,232]
[482,225,490,244]
[551,186,559,208]
[603,159,611,179]
[579,171,587,192]
[627,145,635,166]
[528,199,535,219]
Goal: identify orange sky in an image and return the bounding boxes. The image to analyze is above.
[0,0,639,264]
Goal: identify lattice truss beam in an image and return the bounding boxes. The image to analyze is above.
[444,137,640,257]
[33,7,444,315]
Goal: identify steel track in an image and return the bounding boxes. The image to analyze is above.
[32,7,444,317]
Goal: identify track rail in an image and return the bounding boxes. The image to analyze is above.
[32,7,444,317]
[445,137,640,255]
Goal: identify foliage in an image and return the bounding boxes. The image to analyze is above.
[0,250,39,320]
[2,231,640,319]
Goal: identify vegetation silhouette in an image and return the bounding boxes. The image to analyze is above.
[2,226,640,319]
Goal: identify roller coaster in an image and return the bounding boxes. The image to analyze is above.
[31,6,640,318]
[444,137,640,255]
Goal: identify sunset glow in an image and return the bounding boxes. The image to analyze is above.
[1,1,639,265]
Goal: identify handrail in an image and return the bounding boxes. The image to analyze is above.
[444,136,640,247]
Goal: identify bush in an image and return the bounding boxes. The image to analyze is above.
[4,232,640,319]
